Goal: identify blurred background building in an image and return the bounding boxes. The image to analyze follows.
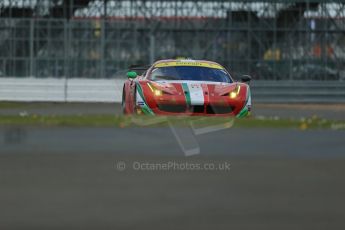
[0,0,344,80]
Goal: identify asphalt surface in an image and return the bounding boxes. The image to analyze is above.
[1,126,344,157]
[1,153,345,230]
[1,125,345,229]
[1,103,345,229]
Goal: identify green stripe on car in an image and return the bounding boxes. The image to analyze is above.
[136,83,155,115]
[236,86,251,118]
[182,83,191,106]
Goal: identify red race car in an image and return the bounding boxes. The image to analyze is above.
[122,59,251,117]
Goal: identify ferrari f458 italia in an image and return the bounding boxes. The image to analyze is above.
[122,59,251,117]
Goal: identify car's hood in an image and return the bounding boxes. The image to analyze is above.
[151,80,238,97]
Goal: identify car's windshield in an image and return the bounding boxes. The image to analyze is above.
[149,66,232,83]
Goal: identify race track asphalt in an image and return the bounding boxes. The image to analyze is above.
[0,103,345,229]
[1,126,344,157]
[1,153,345,230]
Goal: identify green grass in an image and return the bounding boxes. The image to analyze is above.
[0,115,120,126]
[0,102,30,109]
[0,114,343,130]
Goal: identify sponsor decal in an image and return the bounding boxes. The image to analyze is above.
[154,61,224,69]
[187,83,204,106]
[182,82,205,107]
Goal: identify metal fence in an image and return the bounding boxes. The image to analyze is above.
[0,1,345,80]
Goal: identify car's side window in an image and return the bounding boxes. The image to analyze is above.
[150,68,164,80]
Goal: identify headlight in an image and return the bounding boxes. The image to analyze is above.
[147,82,163,96]
[229,85,241,99]
[154,89,162,96]
[230,91,237,99]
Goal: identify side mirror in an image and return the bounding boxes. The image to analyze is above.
[127,71,137,79]
[241,75,251,83]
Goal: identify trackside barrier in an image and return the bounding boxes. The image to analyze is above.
[0,78,125,102]
[0,78,344,103]
[251,81,345,103]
